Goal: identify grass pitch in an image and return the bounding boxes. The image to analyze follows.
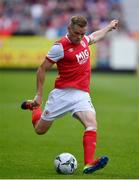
[0,71,139,179]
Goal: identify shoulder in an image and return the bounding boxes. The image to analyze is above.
[84,35,95,45]
[84,35,90,43]
[47,43,64,62]
[57,36,71,47]
[50,43,63,54]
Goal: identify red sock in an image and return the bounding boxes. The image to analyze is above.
[83,130,97,165]
[32,107,42,127]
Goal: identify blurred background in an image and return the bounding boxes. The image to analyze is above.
[0,0,139,71]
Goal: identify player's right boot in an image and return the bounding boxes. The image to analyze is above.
[21,100,38,111]
[83,156,109,174]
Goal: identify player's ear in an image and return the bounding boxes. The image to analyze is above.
[68,25,71,34]
[68,25,70,31]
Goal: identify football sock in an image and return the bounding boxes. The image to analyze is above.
[83,130,97,165]
[32,107,42,127]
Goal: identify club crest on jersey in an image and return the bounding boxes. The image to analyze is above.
[81,40,86,48]
[76,49,89,64]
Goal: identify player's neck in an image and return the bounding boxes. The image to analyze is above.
[66,34,72,43]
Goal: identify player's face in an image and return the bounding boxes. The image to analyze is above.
[68,25,87,44]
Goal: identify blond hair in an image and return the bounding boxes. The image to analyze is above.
[70,16,87,28]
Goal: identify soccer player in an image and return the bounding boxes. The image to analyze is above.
[21,16,119,174]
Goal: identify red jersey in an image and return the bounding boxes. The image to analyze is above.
[47,36,91,92]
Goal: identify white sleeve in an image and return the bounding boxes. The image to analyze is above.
[85,34,95,45]
[84,35,90,43]
[47,43,64,62]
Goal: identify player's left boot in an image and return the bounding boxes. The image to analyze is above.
[21,100,39,111]
[83,156,109,174]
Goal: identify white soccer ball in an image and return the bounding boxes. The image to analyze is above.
[54,152,77,174]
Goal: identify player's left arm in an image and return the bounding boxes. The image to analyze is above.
[88,19,119,45]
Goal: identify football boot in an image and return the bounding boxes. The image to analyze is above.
[21,100,39,110]
[83,156,109,174]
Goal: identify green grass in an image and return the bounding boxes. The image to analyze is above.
[0,71,139,179]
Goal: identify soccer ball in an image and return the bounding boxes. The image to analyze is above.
[54,152,77,174]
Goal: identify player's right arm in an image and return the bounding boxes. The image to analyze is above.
[33,58,54,106]
[33,43,64,106]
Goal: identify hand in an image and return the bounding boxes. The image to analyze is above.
[33,94,42,106]
[109,19,119,30]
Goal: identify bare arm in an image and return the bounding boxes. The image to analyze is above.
[88,19,119,44]
[33,57,54,106]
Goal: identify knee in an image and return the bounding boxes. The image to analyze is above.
[35,128,46,135]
